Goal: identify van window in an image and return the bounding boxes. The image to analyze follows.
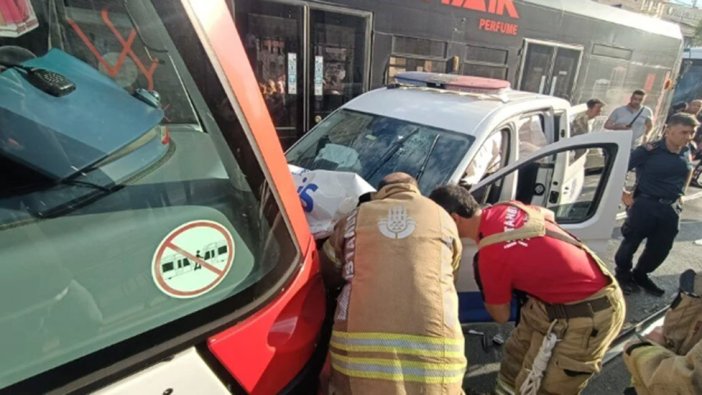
[517,114,547,158]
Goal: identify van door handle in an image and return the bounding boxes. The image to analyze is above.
[549,190,560,204]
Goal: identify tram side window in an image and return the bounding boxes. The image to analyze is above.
[676,59,702,104]
[462,63,507,80]
[386,35,447,82]
[387,56,448,81]
[463,45,508,80]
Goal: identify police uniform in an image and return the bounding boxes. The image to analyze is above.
[614,140,694,295]
[322,182,466,395]
[475,201,625,395]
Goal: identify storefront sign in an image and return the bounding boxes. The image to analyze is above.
[314,56,324,97]
[287,53,297,95]
[439,0,521,36]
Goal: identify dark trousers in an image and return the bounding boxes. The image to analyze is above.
[615,197,681,275]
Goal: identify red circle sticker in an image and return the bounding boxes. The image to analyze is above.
[152,221,235,298]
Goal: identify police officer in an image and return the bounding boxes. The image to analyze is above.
[429,187,625,395]
[614,113,698,297]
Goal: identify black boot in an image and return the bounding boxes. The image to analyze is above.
[615,270,639,295]
[632,271,665,297]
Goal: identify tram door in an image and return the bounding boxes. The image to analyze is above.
[234,1,370,148]
[520,40,583,102]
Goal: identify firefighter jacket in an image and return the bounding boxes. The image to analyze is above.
[322,182,466,395]
[623,292,702,395]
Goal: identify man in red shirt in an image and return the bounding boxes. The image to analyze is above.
[429,185,625,395]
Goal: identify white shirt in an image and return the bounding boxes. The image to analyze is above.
[606,105,653,148]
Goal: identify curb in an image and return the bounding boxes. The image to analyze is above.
[615,189,702,221]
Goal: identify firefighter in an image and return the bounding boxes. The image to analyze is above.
[623,269,702,395]
[429,185,625,395]
[321,172,466,395]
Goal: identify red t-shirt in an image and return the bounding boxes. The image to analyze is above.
[477,203,608,305]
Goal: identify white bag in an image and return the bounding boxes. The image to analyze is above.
[289,165,375,239]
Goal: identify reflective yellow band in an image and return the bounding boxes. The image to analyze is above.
[330,352,466,384]
[329,340,465,359]
[331,330,464,358]
[332,330,463,345]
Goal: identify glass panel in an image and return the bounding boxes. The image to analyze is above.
[235,1,303,148]
[465,45,508,64]
[0,0,297,387]
[463,63,508,79]
[471,145,615,224]
[386,57,447,82]
[286,109,474,194]
[550,48,581,101]
[389,56,407,66]
[551,150,612,223]
[392,36,446,58]
[520,43,554,94]
[673,60,702,104]
[387,66,406,81]
[592,44,632,60]
[310,10,366,126]
[517,114,547,158]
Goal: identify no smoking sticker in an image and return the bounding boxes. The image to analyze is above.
[152,221,235,299]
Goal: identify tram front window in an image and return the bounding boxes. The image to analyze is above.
[0,1,297,391]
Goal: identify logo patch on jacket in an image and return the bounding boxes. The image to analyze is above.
[378,206,416,239]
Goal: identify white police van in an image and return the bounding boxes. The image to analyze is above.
[286,72,631,322]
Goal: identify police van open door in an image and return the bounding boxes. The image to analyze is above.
[456,131,632,323]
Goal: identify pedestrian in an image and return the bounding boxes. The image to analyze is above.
[614,113,698,297]
[685,99,702,118]
[666,101,688,124]
[604,89,654,149]
[429,186,625,395]
[622,269,702,395]
[320,173,466,395]
[571,98,605,136]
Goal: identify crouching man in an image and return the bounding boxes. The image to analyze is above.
[429,185,625,394]
[623,269,702,395]
[321,173,467,394]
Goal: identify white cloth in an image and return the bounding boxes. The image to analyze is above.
[462,132,503,185]
[289,165,375,239]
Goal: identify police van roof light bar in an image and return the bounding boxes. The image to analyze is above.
[392,71,511,102]
[394,71,510,92]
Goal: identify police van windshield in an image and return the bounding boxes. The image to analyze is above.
[0,1,297,390]
[286,109,474,193]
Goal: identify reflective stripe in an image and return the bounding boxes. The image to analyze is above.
[331,352,465,384]
[495,374,516,395]
[331,331,464,357]
[332,330,463,345]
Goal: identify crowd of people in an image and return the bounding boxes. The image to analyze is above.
[315,90,702,394]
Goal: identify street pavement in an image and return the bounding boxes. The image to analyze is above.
[462,186,702,395]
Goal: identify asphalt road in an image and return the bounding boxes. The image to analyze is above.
[462,187,702,395]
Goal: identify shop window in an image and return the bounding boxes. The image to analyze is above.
[387,56,447,81]
[463,45,508,79]
[462,63,508,79]
[392,36,446,58]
